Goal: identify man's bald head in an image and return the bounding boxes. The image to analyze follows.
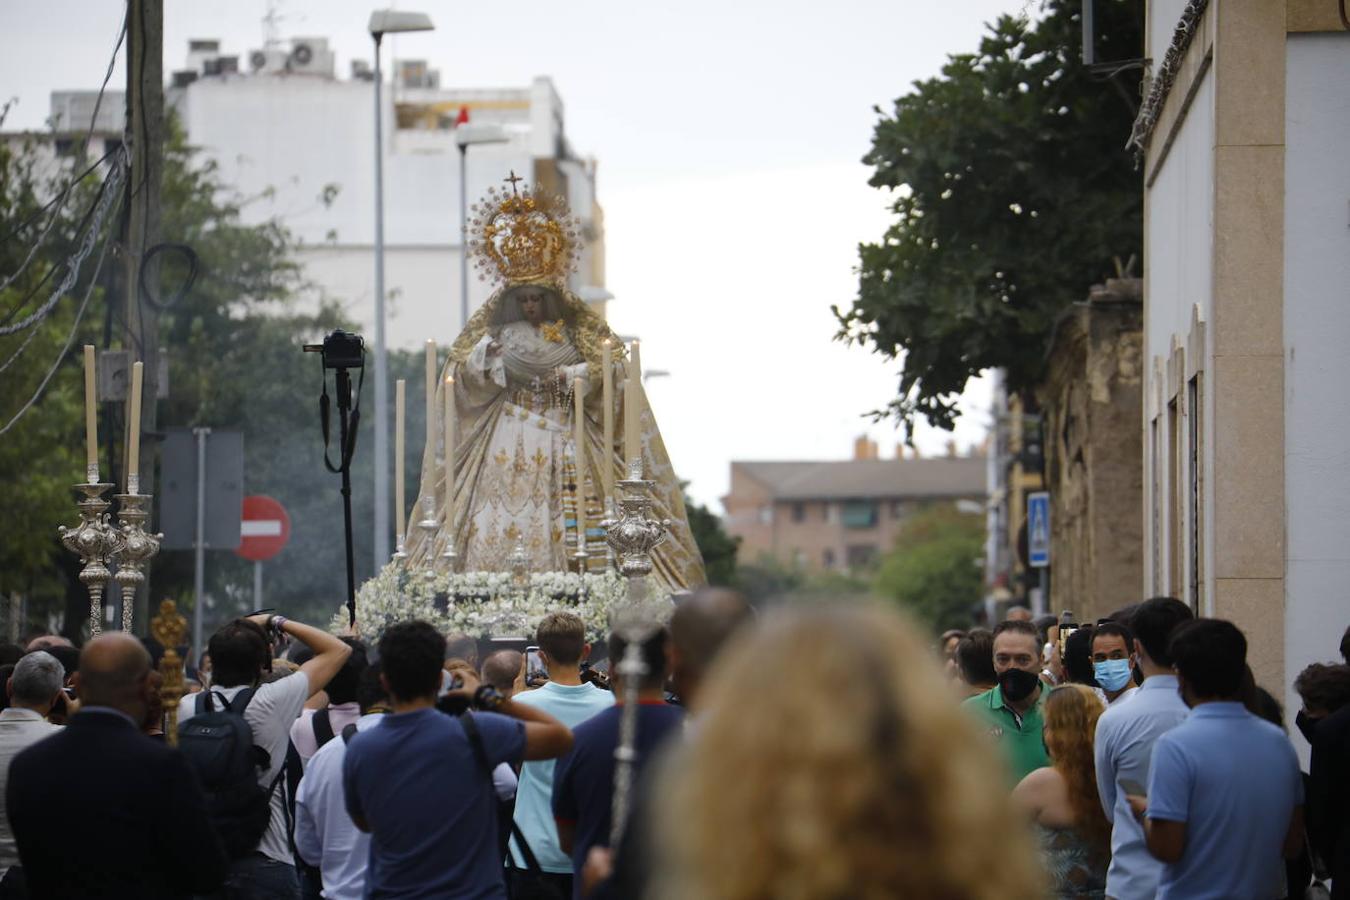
[481,650,524,697]
[75,633,153,715]
[670,588,753,705]
[26,634,73,652]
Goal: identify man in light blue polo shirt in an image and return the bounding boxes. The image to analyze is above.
[1129,618,1303,900]
[509,613,614,897]
[1094,597,1193,900]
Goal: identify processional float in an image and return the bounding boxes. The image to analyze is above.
[379,172,683,841]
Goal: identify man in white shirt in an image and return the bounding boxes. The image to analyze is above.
[178,613,351,897]
[0,651,65,893]
[295,663,389,900]
[1094,597,1193,900]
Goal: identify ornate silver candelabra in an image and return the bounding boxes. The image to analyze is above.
[113,490,162,633]
[602,461,671,579]
[58,481,119,637]
[603,459,671,847]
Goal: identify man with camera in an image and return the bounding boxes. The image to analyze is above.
[178,613,352,898]
[342,621,573,899]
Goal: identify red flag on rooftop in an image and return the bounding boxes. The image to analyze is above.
[456,106,470,126]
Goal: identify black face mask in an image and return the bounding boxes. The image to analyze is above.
[999,667,1041,703]
[1296,710,1322,744]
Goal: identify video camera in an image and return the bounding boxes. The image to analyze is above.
[303,329,365,370]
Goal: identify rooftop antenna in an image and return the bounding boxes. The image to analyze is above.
[262,0,285,49]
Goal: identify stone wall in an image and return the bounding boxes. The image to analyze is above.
[1037,278,1144,623]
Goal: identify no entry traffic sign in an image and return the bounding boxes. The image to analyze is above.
[236,495,291,562]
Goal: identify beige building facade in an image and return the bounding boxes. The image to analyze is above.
[1138,0,1350,714]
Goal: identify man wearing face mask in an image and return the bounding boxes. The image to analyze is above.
[1293,661,1350,898]
[1093,596,1191,900]
[1091,622,1139,706]
[962,619,1050,784]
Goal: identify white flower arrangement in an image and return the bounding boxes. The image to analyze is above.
[334,565,636,643]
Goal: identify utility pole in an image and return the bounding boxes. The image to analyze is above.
[124,0,164,634]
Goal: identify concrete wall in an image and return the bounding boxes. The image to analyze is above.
[1284,32,1350,706]
[1143,67,1214,604]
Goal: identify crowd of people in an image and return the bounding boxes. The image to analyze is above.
[942,600,1350,899]
[0,592,1344,899]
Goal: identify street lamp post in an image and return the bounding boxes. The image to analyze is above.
[455,123,510,332]
[368,9,433,568]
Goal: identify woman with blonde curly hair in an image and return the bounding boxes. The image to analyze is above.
[651,606,1045,900]
[1012,683,1110,898]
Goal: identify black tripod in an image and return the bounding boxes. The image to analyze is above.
[332,366,359,626]
[306,330,365,627]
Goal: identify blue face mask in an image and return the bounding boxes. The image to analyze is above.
[1093,658,1133,692]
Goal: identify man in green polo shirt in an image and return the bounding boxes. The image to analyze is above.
[962,619,1050,784]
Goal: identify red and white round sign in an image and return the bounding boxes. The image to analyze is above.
[235,495,291,562]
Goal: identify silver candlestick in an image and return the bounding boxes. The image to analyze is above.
[508,537,530,603]
[58,481,119,637]
[113,492,162,633]
[439,534,459,566]
[603,459,671,848]
[417,492,439,535]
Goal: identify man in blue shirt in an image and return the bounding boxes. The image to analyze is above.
[343,621,573,899]
[1128,618,1304,900]
[1094,596,1193,900]
[553,628,683,900]
[509,613,614,897]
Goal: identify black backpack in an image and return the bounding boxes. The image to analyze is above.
[179,688,283,859]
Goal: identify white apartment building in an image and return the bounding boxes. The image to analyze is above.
[163,38,607,349]
[1137,0,1350,720]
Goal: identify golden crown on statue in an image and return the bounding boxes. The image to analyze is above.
[467,171,583,287]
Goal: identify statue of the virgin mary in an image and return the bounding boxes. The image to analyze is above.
[397,176,705,593]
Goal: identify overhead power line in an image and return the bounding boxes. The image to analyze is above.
[0,3,128,296]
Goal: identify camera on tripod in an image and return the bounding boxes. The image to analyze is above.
[303,329,365,370]
[303,328,366,628]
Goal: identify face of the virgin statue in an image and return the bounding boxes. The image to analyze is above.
[517,290,548,325]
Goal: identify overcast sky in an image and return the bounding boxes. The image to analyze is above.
[0,0,1027,508]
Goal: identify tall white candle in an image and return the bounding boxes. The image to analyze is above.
[601,339,613,498]
[83,345,98,481]
[395,378,406,547]
[125,360,143,493]
[574,376,586,557]
[443,375,456,530]
[624,340,642,472]
[424,340,436,437]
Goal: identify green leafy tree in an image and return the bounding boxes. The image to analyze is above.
[875,504,984,632]
[0,122,115,637]
[837,0,1143,432]
[683,491,739,586]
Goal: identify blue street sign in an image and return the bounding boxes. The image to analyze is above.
[1027,491,1050,568]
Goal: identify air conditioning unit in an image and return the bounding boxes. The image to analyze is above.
[249,48,288,74]
[288,38,335,77]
